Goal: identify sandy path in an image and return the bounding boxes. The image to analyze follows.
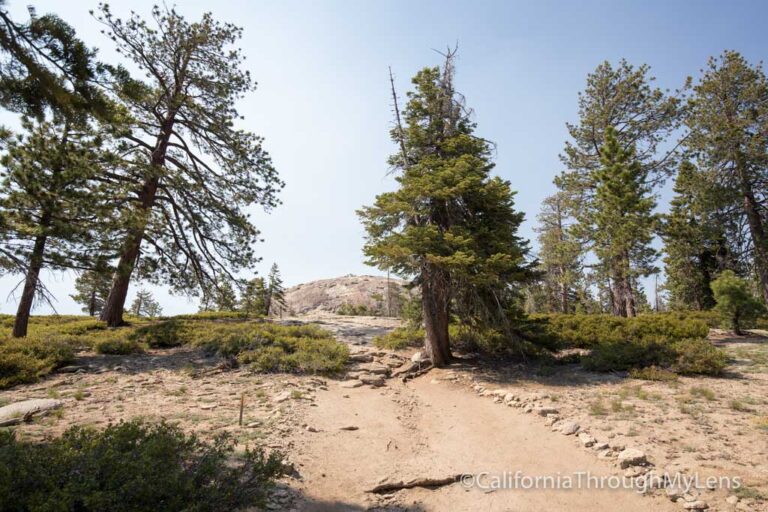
[286,317,677,511]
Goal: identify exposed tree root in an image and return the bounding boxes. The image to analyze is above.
[366,474,467,493]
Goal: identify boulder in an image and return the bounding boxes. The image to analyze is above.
[559,421,580,435]
[617,448,647,468]
[0,399,63,427]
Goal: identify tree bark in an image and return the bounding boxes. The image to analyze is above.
[100,113,175,326]
[739,178,768,304]
[12,231,48,337]
[421,265,452,367]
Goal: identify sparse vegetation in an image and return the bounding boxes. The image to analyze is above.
[0,420,285,511]
[373,326,424,350]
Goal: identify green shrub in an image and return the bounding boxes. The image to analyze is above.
[94,333,145,355]
[0,420,285,512]
[336,303,373,316]
[527,313,709,349]
[191,322,348,374]
[712,270,766,334]
[131,319,189,348]
[0,336,75,389]
[583,337,674,372]
[672,338,727,375]
[373,327,424,350]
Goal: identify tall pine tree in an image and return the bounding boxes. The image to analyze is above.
[94,5,282,326]
[685,51,768,303]
[358,52,532,366]
[535,192,583,313]
[661,161,733,310]
[580,127,658,317]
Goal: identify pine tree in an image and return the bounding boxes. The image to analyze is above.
[358,52,533,366]
[1,118,113,336]
[0,0,111,118]
[685,52,768,304]
[661,161,733,310]
[266,263,287,316]
[239,277,268,318]
[94,5,283,326]
[129,289,162,318]
[581,127,658,317]
[535,192,583,313]
[712,270,765,335]
[70,267,113,316]
[199,280,238,312]
[556,60,679,314]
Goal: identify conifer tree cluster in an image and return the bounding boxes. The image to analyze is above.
[0,3,282,336]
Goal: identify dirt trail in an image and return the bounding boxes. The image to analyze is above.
[285,315,677,511]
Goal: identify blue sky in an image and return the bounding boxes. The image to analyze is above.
[1,0,766,315]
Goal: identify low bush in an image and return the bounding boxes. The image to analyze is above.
[0,336,75,389]
[94,332,145,355]
[672,338,727,375]
[191,322,348,374]
[373,326,424,350]
[0,420,285,512]
[528,313,709,349]
[131,319,189,348]
[583,336,726,376]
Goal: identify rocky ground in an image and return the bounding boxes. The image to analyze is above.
[1,315,766,511]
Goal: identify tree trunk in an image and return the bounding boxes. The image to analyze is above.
[100,113,176,326]
[421,265,452,367]
[739,181,768,304]
[88,290,96,317]
[12,232,48,338]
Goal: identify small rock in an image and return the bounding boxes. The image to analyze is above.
[359,374,385,387]
[349,353,374,363]
[666,486,684,502]
[246,421,261,428]
[593,442,609,451]
[725,495,740,505]
[199,403,217,410]
[339,380,363,388]
[339,426,359,431]
[273,391,292,403]
[544,415,559,426]
[682,502,708,510]
[364,363,390,375]
[578,433,596,447]
[617,448,647,468]
[597,449,615,460]
[503,393,516,403]
[537,407,559,417]
[411,351,426,363]
[559,421,580,435]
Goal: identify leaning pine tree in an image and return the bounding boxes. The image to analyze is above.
[94,5,282,326]
[358,52,532,367]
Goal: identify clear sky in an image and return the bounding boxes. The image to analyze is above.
[1,0,766,315]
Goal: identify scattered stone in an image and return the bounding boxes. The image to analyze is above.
[593,442,609,451]
[0,399,63,427]
[503,393,516,403]
[199,403,217,410]
[58,365,89,374]
[577,433,596,447]
[340,426,359,431]
[364,363,390,376]
[682,502,708,510]
[537,407,559,417]
[305,426,318,433]
[559,421,580,435]
[666,486,684,502]
[597,449,615,460]
[246,421,261,428]
[349,353,374,363]
[273,391,292,403]
[339,380,363,389]
[725,495,740,505]
[544,415,559,426]
[617,448,647,468]
[359,374,385,387]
